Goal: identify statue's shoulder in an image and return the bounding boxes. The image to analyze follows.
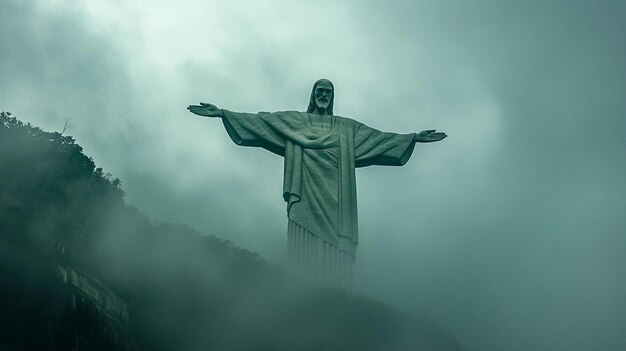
[334,115,360,128]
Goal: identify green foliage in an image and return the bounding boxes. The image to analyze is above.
[1,111,123,260]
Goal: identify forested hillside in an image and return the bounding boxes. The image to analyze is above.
[0,111,462,351]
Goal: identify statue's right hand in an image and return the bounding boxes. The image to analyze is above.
[187,102,224,118]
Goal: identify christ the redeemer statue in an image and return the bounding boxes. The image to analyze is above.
[188,79,446,288]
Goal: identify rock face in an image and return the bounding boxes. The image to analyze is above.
[56,265,136,350]
[0,246,137,351]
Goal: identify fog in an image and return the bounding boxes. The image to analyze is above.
[1,0,625,350]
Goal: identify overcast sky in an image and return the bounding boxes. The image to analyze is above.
[2,0,625,350]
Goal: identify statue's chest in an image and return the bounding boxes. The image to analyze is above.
[308,118,334,133]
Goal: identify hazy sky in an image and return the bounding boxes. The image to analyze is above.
[2,0,625,350]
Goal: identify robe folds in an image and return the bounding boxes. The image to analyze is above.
[221,110,416,254]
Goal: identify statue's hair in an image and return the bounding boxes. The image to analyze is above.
[307,78,334,115]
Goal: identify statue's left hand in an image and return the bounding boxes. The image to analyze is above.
[415,129,447,143]
[187,102,224,118]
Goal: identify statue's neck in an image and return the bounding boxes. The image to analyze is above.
[313,106,330,116]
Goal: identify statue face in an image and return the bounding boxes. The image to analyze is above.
[314,81,333,110]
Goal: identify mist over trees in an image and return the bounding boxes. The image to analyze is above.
[1,111,463,350]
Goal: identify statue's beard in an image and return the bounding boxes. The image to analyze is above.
[316,100,329,110]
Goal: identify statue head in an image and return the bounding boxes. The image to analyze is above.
[307,78,334,115]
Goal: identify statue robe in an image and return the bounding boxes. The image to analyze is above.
[221,110,415,286]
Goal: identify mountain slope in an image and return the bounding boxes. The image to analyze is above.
[0,111,463,351]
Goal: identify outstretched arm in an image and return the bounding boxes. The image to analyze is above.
[187,102,224,118]
[353,123,416,167]
[414,129,447,143]
[187,102,288,156]
[354,125,447,167]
